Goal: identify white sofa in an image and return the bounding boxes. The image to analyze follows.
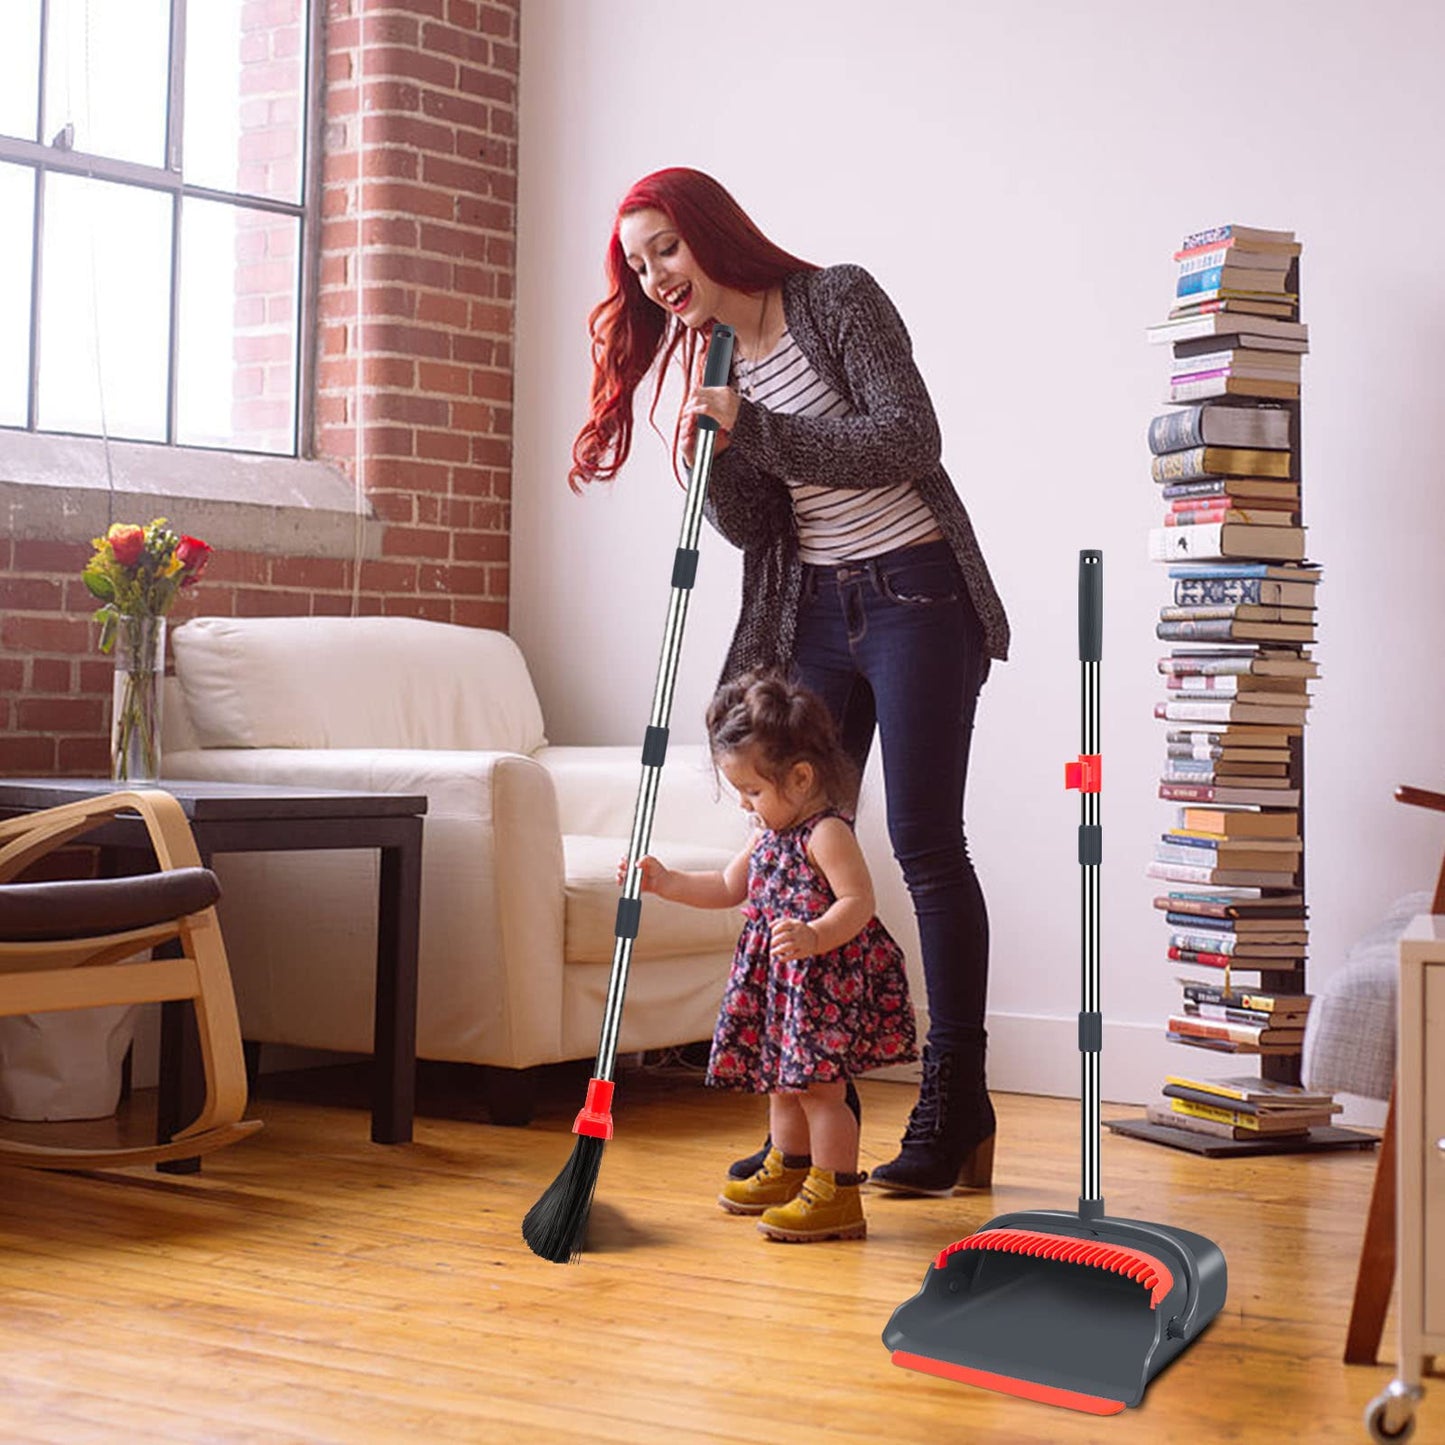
[161,615,748,1122]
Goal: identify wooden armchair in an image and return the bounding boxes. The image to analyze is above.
[1345,784,1445,1363]
[0,790,261,1169]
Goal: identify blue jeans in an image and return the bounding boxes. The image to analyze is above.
[792,538,990,1058]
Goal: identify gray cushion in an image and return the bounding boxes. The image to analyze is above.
[1302,891,1430,1100]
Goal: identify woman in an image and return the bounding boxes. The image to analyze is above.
[570,167,1009,1196]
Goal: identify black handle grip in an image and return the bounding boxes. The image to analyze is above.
[695,325,735,432]
[1079,550,1102,661]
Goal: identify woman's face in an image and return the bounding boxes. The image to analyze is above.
[617,207,717,329]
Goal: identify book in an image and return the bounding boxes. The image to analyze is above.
[1186,1001,1309,1028]
[1180,224,1297,251]
[1160,892,1305,917]
[1161,604,1314,623]
[1154,699,1310,725]
[1146,404,1292,454]
[1164,509,1299,530]
[1170,296,1298,321]
[1156,619,1315,645]
[1160,651,1318,679]
[1164,1031,1302,1056]
[1172,332,1308,357]
[1164,831,1301,856]
[1177,808,1299,837]
[1165,919,1308,945]
[1178,981,1312,1012]
[1147,312,1308,346]
[1149,862,1299,888]
[1177,266,1293,299]
[1143,1102,1303,1139]
[1162,1072,1333,1108]
[1159,782,1301,807]
[1176,244,1297,277]
[1152,1099,1322,1137]
[1174,236,1301,264]
[1149,522,1306,562]
[1163,480,1300,507]
[1151,446,1292,482]
[1167,1014,1305,1046]
[1171,572,1316,606]
[1167,374,1300,403]
[1167,929,1305,958]
[1169,348,1302,381]
[1167,949,1302,974]
[1167,562,1320,581]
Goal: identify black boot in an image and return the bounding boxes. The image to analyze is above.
[868,1044,996,1196]
[727,1077,862,1179]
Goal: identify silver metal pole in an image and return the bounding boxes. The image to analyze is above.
[592,331,733,1079]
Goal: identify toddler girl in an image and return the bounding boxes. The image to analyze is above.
[625,670,917,1241]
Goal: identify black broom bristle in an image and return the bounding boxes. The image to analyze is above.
[522,1133,605,1264]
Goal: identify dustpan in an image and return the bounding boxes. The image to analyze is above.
[882,550,1227,1414]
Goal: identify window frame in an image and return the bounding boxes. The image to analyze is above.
[0,0,324,459]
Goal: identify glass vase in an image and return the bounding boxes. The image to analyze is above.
[110,614,166,784]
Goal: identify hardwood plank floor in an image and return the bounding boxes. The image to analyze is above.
[0,1062,1406,1442]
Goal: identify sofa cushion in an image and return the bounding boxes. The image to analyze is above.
[172,616,546,753]
[562,835,742,966]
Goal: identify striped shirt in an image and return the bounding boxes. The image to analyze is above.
[735,330,940,565]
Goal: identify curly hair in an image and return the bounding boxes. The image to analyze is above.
[705,668,858,811]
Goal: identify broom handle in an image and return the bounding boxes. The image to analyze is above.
[592,325,736,1082]
[1078,550,1104,1215]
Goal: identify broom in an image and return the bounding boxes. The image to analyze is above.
[523,323,736,1264]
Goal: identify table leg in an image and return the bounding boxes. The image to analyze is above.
[1346,1086,1396,1365]
[372,831,420,1143]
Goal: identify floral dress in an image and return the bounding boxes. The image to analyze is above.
[707,809,918,1093]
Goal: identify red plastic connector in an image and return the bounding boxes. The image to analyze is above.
[1064,754,1101,792]
[572,1076,615,1139]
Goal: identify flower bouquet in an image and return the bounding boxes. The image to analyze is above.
[82,519,213,782]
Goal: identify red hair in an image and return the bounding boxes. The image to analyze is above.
[568,168,817,491]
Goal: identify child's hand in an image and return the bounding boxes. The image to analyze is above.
[770,917,819,962]
[617,854,669,894]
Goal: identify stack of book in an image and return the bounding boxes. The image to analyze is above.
[1138,224,1334,1135]
[1145,1071,1342,1142]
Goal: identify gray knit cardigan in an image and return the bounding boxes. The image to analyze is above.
[705,264,1010,681]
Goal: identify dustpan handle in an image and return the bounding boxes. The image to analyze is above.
[592,326,736,1081]
[1075,550,1104,1219]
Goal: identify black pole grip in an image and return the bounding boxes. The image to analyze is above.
[1079,549,1102,661]
[695,325,735,433]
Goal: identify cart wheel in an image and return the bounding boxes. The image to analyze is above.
[1366,1389,1416,1443]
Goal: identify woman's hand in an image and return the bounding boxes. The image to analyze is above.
[681,384,738,465]
[617,853,670,896]
[770,917,819,962]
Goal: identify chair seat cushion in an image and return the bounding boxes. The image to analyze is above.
[0,868,220,943]
[562,835,742,965]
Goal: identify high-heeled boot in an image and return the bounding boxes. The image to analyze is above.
[727,1077,862,1180]
[867,1044,996,1196]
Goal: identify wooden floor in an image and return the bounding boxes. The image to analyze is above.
[0,1060,1406,1443]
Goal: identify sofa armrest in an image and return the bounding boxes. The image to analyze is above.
[534,743,747,852]
[164,747,568,1063]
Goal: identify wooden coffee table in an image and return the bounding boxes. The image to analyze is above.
[0,778,426,1170]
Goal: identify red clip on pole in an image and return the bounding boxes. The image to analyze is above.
[1064,755,1102,793]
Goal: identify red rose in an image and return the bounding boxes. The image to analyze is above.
[107,524,145,567]
[176,534,212,584]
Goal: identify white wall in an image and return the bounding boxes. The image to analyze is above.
[511,0,1445,1112]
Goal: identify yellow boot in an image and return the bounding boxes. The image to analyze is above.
[718,1147,810,1215]
[757,1166,867,1242]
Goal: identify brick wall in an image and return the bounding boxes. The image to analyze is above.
[0,0,520,777]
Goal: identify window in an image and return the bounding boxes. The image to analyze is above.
[0,0,318,457]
